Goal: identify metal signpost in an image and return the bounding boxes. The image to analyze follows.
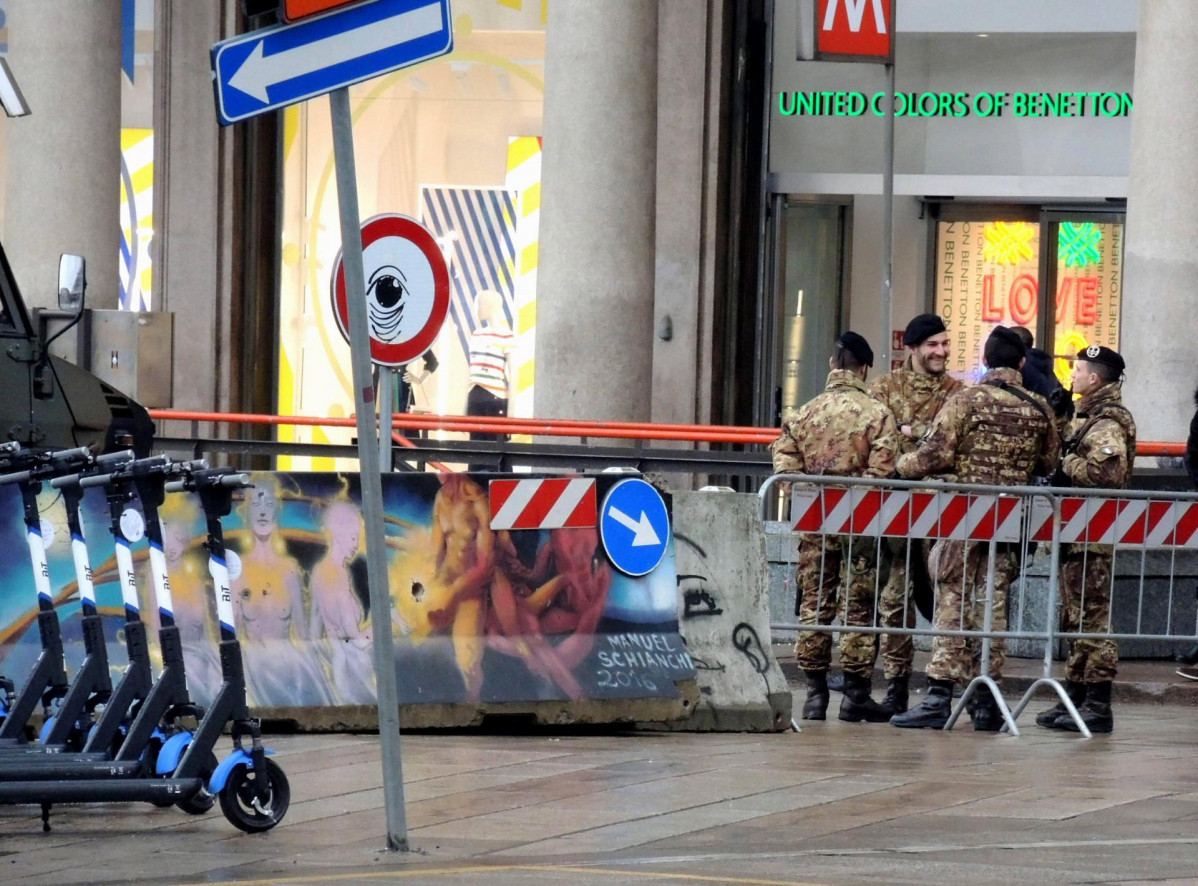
[812,0,896,368]
[212,0,454,852]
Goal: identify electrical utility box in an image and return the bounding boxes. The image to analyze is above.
[84,309,175,408]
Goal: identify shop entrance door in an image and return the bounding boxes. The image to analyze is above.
[767,198,848,426]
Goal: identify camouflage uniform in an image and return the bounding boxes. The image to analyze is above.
[771,369,899,677]
[1056,382,1136,684]
[896,367,1060,685]
[868,360,963,679]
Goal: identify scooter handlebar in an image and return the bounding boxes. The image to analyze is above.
[94,450,136,469]
[49,446,93,465]
[78,454,172,489]
[0,469,32,487]
[164,471,250,494]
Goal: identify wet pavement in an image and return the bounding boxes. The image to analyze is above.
[4,671,1198,885]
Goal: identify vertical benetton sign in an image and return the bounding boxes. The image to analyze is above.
[814,0,895,63]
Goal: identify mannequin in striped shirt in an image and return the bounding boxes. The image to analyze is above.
[465,290,514,470]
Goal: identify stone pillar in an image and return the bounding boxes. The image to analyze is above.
[4,0,122,320]
[1121,0,1198,446]
[536,0,658,421]
[153,0,233,413]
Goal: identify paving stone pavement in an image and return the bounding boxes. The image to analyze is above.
[4,689,1198,886]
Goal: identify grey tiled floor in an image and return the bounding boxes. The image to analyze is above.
[4,695,1198,885]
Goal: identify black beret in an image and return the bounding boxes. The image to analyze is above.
[902,313,947,347]
[1077,344,1125,374]
[988,325,1026,356]
[836,331,874,367]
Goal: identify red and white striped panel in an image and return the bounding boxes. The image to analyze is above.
[790,487,1023,542]
[489,478,597,530]
[1029,497,1198,548]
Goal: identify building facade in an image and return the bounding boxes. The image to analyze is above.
[0,0,1191,459]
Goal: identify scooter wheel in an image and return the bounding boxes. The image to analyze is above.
[218,758,290,833]
[177,752,219,815]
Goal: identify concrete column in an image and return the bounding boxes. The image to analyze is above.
[536,0,658,421]
[652,0,713,428]
[4,0,122,317]
[153,0,233,413]
[1121,0,1198,447]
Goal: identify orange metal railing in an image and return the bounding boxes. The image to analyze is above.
[145,409,1187,458]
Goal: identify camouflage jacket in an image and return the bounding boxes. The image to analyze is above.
[1059,382,1136,489]
[868,358,964,456]
[896,367,1060,485]
[771,369,899,479]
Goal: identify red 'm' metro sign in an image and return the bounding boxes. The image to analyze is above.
[815,0,895,63]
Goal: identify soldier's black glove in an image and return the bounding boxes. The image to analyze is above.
[1050,463,1071,488]
[1047,387,1075,420]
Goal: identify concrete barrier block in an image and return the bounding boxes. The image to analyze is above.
[661,492,792,731]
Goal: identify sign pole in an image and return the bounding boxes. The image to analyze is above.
[329,85,409,852]
[880,58,895,372]
[379,366,393,472]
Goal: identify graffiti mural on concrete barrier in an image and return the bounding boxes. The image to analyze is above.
[0,473,693,708]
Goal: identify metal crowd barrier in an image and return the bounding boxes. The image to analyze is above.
[759,474,1198,739]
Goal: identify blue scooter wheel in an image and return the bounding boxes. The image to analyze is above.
[218,758,290,833]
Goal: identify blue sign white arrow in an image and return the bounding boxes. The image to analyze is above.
[599,478,671,577]
[212,0,453,126]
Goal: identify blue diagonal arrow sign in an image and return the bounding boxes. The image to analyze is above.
[212,0,453,126]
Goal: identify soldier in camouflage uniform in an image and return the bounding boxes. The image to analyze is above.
[1036,345,1134,734]
[865,313,962,714]
[889,326,1060,731]
[771,332,899,723]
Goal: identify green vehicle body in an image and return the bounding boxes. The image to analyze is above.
[0,245,153,457]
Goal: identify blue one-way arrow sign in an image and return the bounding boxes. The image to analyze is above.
[212,0,453,126]
[600,478,671,577]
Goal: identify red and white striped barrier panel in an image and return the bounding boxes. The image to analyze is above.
[489,477,597,530]
[1029,497,1198,548]
[789,487,1023,543]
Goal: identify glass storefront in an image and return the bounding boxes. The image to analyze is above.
[276,1,546,468]
[776,200,847,416]
[933,209,1124,384]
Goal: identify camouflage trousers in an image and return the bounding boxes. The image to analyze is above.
[924,539,1018,686]
[793,533,879,678]
[1060,549,1118,683]
[878,539,918,679]
[876,553,910,680]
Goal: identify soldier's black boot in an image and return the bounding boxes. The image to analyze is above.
[826,671,846,694]
[882,675,909,714]
[1058,681,1113,734]
[890,678,953,729]
[1035,680,1086,729]
[1177,643,1198,665]
[802,670,829,720]
[971,692,1003,732]
[838,672,893,723]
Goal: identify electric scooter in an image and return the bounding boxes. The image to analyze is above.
[0,449,135,755]
[0,446,98,746]
[0,457,211,792]
[0,468,291,833]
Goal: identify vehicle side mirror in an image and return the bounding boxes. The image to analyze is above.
[58,254,86,313]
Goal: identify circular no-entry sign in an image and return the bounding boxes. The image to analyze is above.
[330,214,450,367]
